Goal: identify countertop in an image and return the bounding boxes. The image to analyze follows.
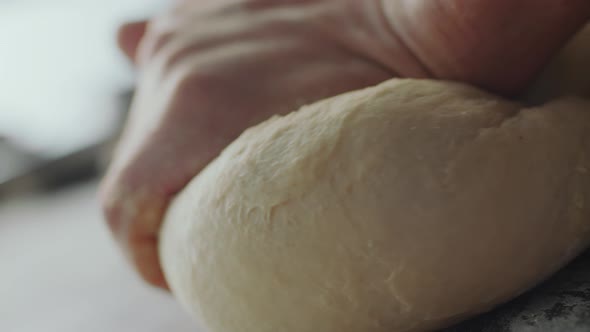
[1,181,589,332]
[0,181,196,332]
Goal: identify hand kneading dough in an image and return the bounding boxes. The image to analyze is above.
[160,76,590,332]
[160,25,590,332]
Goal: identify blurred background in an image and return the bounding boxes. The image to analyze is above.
[0,1,197,331]
[0,0,165,192]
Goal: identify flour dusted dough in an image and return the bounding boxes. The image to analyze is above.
[159,28,590,332]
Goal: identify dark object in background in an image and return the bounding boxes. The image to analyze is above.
[0,141,108,198]
[0,89,133,199]
[0,137,43,184]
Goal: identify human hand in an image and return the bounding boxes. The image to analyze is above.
[101,0,590,288]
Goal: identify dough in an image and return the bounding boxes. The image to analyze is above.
[160,77,590,332]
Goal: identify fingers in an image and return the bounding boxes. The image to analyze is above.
[99,89,227,289]
[117,20,148,63]
[381,0,590,95]
[100,172,170,289]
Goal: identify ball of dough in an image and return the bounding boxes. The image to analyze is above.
[160,79,590,332]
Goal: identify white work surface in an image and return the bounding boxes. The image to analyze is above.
[0,181,198,332]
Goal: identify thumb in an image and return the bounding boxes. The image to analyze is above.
[117,20,148,63]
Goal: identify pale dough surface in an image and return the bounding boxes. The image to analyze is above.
[160,26,590,332]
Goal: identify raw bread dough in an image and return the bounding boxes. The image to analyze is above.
[159,27,590,332]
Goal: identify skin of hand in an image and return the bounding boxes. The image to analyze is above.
[101,0,590,289]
